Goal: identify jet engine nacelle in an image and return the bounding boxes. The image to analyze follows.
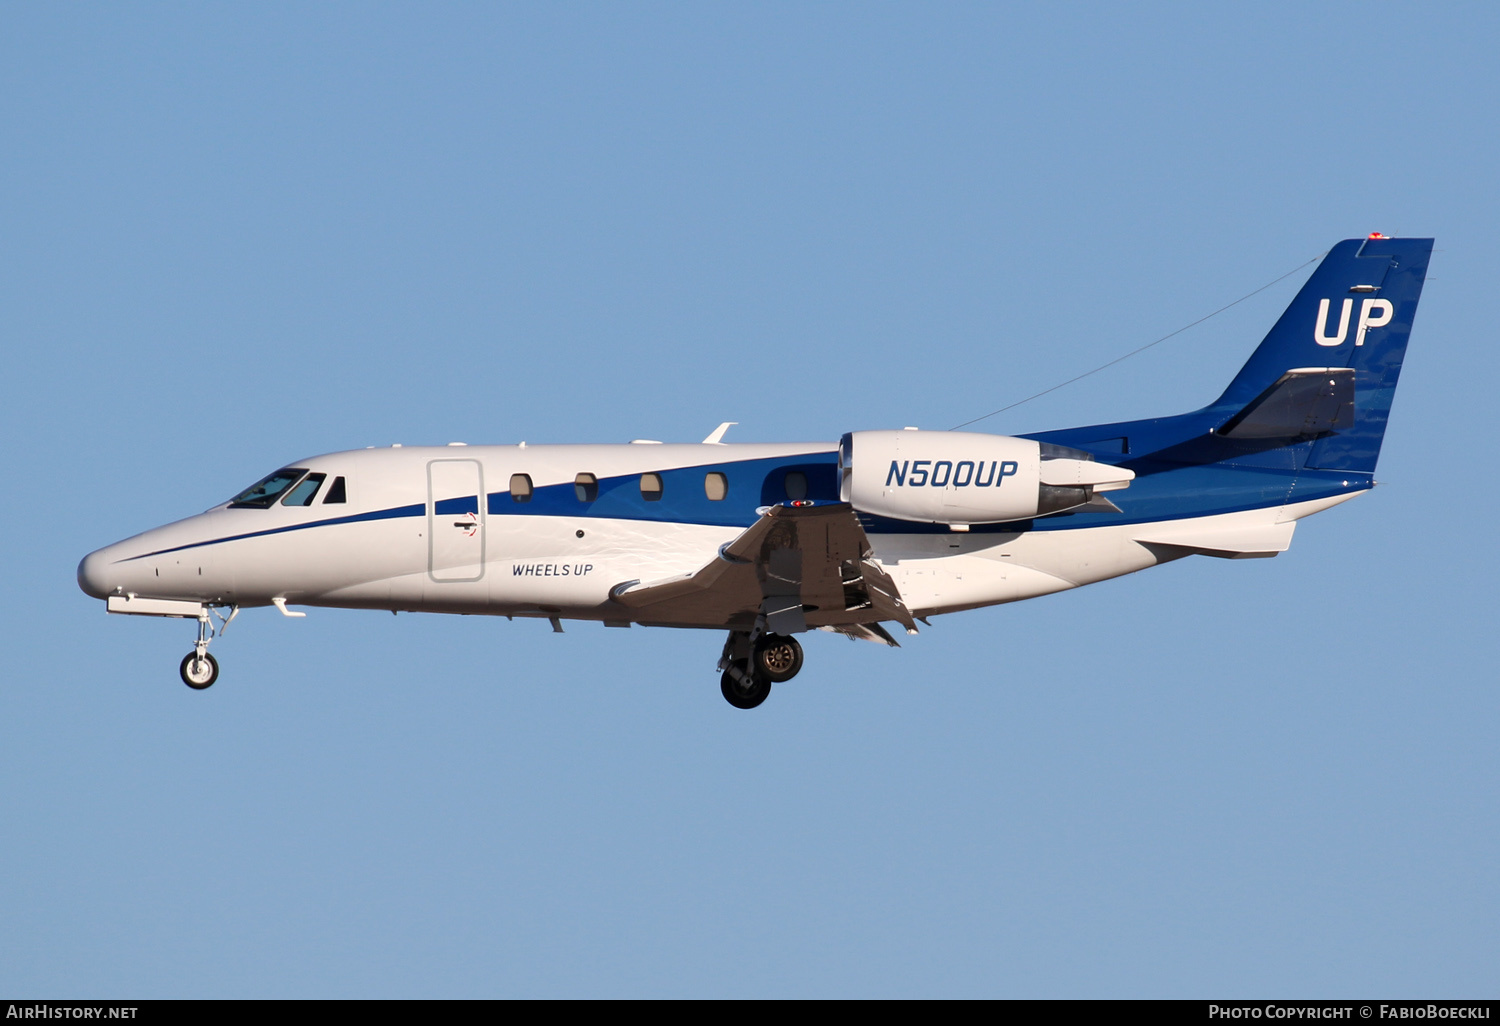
[838,430,1134,526]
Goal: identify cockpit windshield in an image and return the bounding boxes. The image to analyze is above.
[229,468,308,508]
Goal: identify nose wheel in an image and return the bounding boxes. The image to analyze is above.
[180,651,219,689]
[178,605,235,690]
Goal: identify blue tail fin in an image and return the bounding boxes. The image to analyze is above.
[1031,236,1432,476]
[1212,235,1432,474]
[1023,237,1432,527]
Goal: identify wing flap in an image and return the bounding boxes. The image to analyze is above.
[610,503,916,631]
[819,622,903,647]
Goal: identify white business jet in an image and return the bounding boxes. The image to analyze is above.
[78,235,1430,708]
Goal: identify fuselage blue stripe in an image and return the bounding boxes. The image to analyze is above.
[117,450,1370,563]
[118,504,426,562]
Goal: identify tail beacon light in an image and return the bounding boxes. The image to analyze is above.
[838,430,1134,525]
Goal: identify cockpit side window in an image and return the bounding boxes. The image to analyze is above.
[322,477,347,504]
[230,469,307,509]
[281,472,327,506]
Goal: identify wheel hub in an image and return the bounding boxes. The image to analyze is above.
[763,644,796,673]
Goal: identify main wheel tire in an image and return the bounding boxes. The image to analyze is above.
[180,651,219,690]
[720,662,771,709]
[754,634,803,683]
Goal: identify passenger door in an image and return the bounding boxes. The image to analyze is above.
[427,459,485,582]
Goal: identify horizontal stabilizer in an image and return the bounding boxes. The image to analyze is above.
[1216,368,1354,439]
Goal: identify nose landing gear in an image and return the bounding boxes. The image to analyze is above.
[179,606,236,690]
[180,650,219,689]
[718,629,803,709]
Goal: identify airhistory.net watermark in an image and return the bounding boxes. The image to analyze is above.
[5,1007,137,1019]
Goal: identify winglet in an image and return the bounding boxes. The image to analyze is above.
[702,422,737,445]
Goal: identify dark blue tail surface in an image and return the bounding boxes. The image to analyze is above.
[1026,236,1432,527]
[1212,235,1431,474]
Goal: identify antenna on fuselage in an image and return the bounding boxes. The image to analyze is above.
[703,422,737,445]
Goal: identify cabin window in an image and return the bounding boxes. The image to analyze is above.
[784,471,808,502]
[322,476,347,504]
[575,473,598,502]
[281,472,327,507]
[704,472,728,501]
[640,473,664,501]
[510,473,533,503]
[229,468,307,509]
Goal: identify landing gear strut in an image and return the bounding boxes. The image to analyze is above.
[717,628,804,709]
[179,606,236,690]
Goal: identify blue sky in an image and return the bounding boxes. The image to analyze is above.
[2,2,1496,997]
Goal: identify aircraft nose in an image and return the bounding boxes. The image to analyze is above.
[77,546,117,599]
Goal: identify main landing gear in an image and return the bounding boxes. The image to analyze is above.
[718,629,803,709]
[179,606,236,690]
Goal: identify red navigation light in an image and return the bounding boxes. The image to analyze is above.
[1368,232,1388,239]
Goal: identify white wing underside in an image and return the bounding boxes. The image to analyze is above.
[610,503,917,638]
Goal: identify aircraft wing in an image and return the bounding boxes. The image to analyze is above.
[609,502,916,637]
